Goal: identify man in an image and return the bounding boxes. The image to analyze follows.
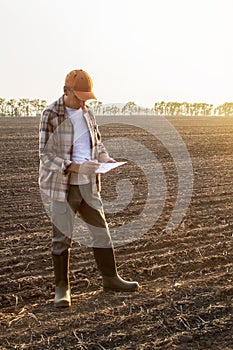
[39,69,139,308]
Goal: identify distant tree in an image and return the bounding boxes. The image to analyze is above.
[30,99,47,116]
[159,101,166,115]
[204,103,213,116]
[0,98,6,116]
[105,105,113,115]
[214,102,233,116]
[39,100,47,114]
[6,99,18,117]
[110,105,120,115]
[88,100,103,115]
[122,101,137,115]
[88,100,98,113]
[96,101,103,115]
[18,98,30,116]
[214,105,223,116]
[30,99,40,116]
[154,102,160,115]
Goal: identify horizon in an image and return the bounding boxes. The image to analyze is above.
[0,97,230,110]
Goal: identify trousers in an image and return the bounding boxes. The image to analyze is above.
[51,183,112,254]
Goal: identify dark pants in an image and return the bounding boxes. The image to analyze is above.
[51,183,112,254]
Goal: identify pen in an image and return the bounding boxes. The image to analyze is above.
[85,158,99,163]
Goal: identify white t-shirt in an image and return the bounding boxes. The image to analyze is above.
[66,107,91,185]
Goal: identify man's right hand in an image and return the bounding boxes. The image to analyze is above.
[66,161,100,175]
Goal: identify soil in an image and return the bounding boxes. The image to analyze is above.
[0,115,233,350]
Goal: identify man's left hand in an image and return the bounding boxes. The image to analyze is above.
[99,154,116,163]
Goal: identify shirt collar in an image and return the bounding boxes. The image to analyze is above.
[53,95,67,117]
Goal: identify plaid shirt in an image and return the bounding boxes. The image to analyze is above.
[39,96,108,201]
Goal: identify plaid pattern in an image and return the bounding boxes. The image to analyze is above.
[39,96,108,201]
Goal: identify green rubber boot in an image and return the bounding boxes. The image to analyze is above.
[93,248,139,292]
[52,251,71,307]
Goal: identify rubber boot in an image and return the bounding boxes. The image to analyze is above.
[93,247,139,292]
[52,251,71,307]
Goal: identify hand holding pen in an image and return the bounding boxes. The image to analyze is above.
[66,158,100,175]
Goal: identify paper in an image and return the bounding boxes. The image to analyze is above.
[95,161,127,174]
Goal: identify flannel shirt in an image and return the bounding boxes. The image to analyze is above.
[39,96,109,201]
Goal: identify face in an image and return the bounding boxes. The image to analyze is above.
[63,87,85,110]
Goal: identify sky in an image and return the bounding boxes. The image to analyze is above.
[0,0,232,108]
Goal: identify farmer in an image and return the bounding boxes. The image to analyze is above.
[39,69,139,307]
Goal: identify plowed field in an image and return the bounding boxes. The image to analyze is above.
[0,116,233,350]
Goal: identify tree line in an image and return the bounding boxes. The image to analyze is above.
[0,98,47,117]
[88,101,156,116]
[89,101,233,117]
[154,102,233,117]
[0,97,232,117]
